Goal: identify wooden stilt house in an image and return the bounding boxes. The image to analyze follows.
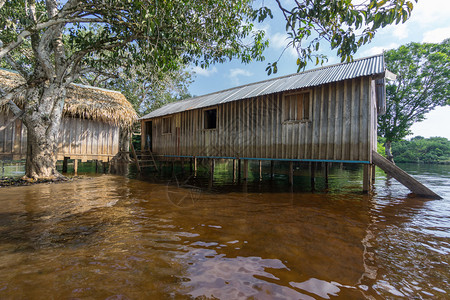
[0,69,138,162]
[139,54,443,198]
[140,54,392,164]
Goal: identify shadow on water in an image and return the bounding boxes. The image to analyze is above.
[0,160,448,298]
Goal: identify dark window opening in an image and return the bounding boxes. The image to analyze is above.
[284,92,310,121]
[204,108,217,129]
[162,117,172,134]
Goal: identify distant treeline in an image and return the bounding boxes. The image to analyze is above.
[379,137,450,163]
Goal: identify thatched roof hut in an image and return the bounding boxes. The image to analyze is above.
[0,69,138,161]
[0,69,138,127]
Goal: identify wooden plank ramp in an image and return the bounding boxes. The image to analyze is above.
[372,151,442,199]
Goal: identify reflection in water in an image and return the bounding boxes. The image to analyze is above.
[0,163,448,299]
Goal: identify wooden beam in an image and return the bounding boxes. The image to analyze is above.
[372,151,441,199]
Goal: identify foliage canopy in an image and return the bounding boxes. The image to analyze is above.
[263,0,417,73]
[391,136,450,163]
[378,40,450,144]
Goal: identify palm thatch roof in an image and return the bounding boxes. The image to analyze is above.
[0,69,138,127]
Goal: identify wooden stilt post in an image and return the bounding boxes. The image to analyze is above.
[289,161,294,185]
[270,160,274,179]
[74,159,78,175]
[210,158,215,182]
[238,159,241,181]
[232,159,236,182]
[103,160,107,173]
[310,162,316,191]
[325,163,329,189]
[194,157,197,177]
[259,160,262,181]
[190,158,193,174]
[363,164,372,193]
[371,164,376,184]
[62,157,69,173]
[243,159,248,181]
[171,159,175,175]
[181,158,185,175]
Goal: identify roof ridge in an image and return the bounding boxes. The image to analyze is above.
[177,53,384,103]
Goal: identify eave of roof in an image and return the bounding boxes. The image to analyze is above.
[141,53,387,120]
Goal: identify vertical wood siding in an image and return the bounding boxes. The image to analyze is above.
[148,77,377,162]
[0,114,120,161]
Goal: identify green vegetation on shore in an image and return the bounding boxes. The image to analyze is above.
[379,136,450,164]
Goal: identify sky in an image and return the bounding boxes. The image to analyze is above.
[188,0,450,140]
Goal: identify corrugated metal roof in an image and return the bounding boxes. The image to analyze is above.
[141,54,385,120]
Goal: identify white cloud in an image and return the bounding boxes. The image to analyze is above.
[422,27,450,43]
[392,23,409,40]
[192,66,218,77]
[269,32,298,58]
[228,68,253,85]
[359,43,399,57]
[411,0,450,27]
[270,32,289,49]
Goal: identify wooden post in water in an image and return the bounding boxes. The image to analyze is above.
[189,158,193,174]
[171,159,175,175]
[363,164,372,193]
[194,157,197,177]
[74,159,78,175]
[270,160,274,179]
[259,160,262,181]
[103,160,108,173]
[209,158,215,182]
[243,159,248,181]
[325,163,329,190]
[371,164,376,184]
[289,161,294,185]
[181,158,185,175]
[238,159,241,181]
[232,159,236,182]
[62,157,69,173]
[310,162,316,191]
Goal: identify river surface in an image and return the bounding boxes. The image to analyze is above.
[0,162,449,299]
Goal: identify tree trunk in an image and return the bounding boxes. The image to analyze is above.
[385,140,395,164]
[22,84,66,180]
[118,127,131,162]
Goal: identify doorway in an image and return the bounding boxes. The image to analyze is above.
[145,121,152,151]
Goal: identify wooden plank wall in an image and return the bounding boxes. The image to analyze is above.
[57,118,119,161]
[0,113,120,161]
[148,76,376,162]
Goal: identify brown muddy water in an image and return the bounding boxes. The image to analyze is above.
[0,161,449,299]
